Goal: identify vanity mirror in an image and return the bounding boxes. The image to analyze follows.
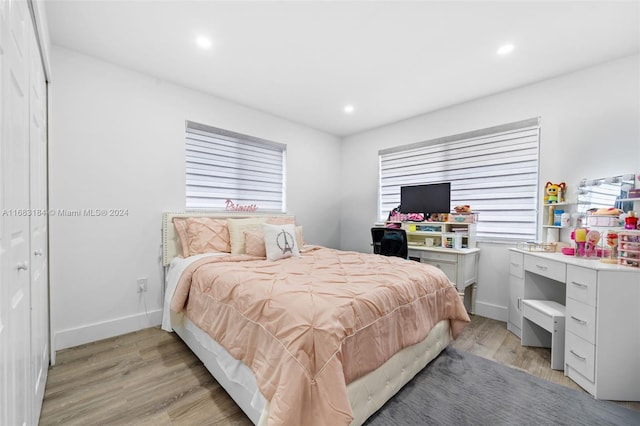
[577,173,637,214]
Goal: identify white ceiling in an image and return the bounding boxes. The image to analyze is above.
[45,0,640,137]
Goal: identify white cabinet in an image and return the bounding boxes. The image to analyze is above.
[0,1,49,424]
[564,265,640,400]
[507,250,524,337]
[507,250,640,401]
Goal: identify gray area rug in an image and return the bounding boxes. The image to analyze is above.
[366,346,640,426]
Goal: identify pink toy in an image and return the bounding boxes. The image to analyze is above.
[585,230,600,257]
[406,213,425,221]
[573,227,587,257]
[600,230,619,264]
[625,211,638,230]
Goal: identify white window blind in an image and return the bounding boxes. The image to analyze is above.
[379,118,540,242]
[186,121,286,211]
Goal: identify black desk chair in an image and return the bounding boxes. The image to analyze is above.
[371,228,408,259]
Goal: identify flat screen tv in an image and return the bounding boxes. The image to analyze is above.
[400,182,451,217]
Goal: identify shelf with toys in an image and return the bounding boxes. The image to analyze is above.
[540,181,576,244]
[541,175,640,250]
[542,202,574,229]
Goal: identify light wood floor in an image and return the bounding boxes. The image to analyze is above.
[39,315,640,425]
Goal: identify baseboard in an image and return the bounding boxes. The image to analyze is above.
[474,301,507,323]
[52,309,162,352]
[52,303,506,354]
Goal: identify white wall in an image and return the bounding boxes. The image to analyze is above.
[49,46,342,350]
[339,55,640,321]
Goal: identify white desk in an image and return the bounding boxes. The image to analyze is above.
[509,249,640,401]
[408,246,480,313]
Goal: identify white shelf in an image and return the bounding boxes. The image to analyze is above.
[584,225,624,230]
[618,197,640,202]
[541,200,574,242]
[394,221,477,249]
[408,230,443,236]
[543,202,574,207]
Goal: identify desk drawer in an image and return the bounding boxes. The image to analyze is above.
[509,251,524,278]
[565,332,595,382]
[566,265,597,306]
[524,255,566,282]
[566,298,596,344]
[422,260,457,285]
[408,249,421,260]
[421,251,457,263]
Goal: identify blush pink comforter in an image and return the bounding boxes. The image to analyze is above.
[171,246,470,425]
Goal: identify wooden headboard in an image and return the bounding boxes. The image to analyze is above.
[162,211,295,266]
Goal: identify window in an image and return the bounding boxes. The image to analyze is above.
[379,118,540,242]
[185,121,286,211]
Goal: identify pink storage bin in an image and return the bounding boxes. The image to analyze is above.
[447,213,478,223]
[618,231,640,268]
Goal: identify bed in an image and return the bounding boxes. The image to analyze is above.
[161,212,470,425]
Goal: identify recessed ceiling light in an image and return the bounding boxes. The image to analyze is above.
[196,36,212,49]
[344,105,355,114]
[497,43,514,56]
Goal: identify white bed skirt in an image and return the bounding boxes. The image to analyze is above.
[170,311,452,425]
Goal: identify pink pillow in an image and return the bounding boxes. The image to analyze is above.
[244,230,266,257]
[174,217,230,256]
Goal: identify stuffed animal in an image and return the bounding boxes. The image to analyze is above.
[454,205,472,213]
[544,181,566,204]
[588,207,623,216]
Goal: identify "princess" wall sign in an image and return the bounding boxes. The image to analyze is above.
[225,199,258,212]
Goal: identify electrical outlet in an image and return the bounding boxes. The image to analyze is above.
[137,277,148,293]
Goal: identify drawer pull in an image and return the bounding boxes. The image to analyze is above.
[510,262,520,267]
[569,350,587,361]
[570,316,587,325]
[571,281,588,289]
[535,264,548,271]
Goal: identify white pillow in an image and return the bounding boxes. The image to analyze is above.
[262,223,300,261]
[227,217,269,254]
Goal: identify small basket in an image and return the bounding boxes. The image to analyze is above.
[517,241,557,252]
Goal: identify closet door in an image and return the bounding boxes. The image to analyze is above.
[1,0,32,425]
[0,0,7,422]
[28,16,49,422]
